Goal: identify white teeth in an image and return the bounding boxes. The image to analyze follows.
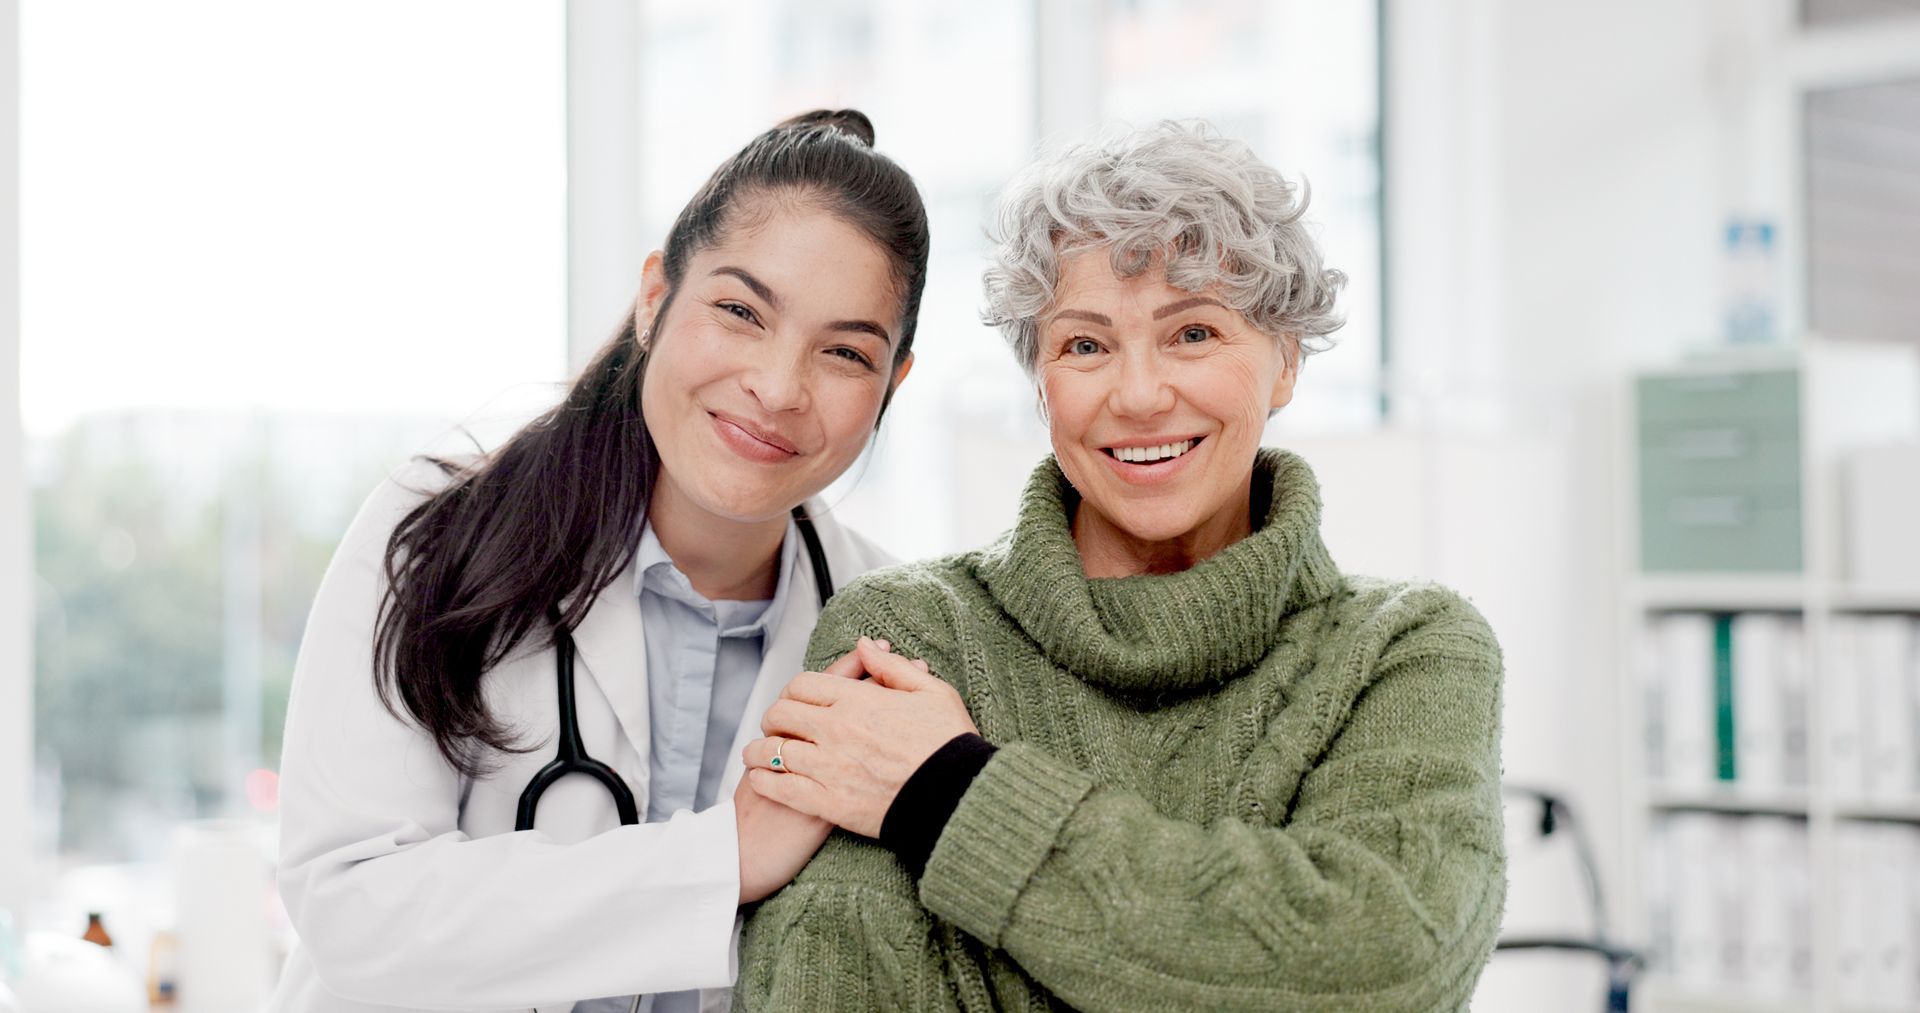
[1112,439,1195,463]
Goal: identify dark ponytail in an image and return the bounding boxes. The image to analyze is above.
[373,110,929,777]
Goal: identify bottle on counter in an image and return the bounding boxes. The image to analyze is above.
[1721,216,1779,346]
[81,913,113,949]
[147,930,179,1007]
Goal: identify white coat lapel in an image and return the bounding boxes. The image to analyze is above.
[566,560,653,781]
[719,533,825,798]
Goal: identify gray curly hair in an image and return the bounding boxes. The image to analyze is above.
[983,120,1345,374]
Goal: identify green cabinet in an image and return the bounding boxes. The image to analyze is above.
[1636,369,1803,572]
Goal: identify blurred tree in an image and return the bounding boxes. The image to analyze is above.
[34,435,224,860]
[32,416,354,861]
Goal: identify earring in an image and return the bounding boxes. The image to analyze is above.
[638,327,651,351]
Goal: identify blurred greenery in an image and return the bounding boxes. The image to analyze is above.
[31,416,384,862]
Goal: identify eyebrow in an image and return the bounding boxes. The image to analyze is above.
[1152,296,1227,320]
[829,319,894,345]
[711,266,780,310]
[713,265,894,346]
[1048,297,1227,328]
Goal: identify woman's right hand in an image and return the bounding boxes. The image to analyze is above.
[735,772,830,903]
[734,644,877,903]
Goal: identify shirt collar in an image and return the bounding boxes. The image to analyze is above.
[633,517,801,638]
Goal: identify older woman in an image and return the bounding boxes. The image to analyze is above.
[734,121,1506,1012]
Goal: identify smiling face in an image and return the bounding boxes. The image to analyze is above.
[638,199,911,527]
[1037,247,1297,575]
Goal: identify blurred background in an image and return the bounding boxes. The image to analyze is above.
[1,0,1918,1010]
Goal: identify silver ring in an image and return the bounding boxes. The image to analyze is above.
[769,738,788,773]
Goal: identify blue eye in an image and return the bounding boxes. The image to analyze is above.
[1179,325,1213,344]
[1069,338,1102,356]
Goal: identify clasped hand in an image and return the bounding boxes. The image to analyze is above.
[741,637,977,838]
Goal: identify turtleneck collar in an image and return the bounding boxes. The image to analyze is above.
[973,448,1343,696]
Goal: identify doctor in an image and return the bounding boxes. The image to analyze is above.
[268,110,927,1013]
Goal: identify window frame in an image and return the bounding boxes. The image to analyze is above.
[2,0,31,920]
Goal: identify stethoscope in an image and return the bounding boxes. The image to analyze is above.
[512,506,834,1012]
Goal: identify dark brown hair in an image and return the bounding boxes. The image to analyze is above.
[372,110,929,776]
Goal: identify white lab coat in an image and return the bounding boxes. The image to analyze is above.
[267,459,895,1013]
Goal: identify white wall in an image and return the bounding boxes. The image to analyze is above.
[1,0,31,920]
[1382,0,1783,1006]
[1283,433,1576,810]
[1279,424,1600,1005]
[566,0,644,373]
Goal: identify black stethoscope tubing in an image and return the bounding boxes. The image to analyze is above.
[514,505,834,833]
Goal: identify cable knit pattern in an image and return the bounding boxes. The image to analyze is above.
[737,449,1507,1012]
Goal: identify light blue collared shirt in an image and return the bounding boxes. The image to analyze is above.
[575,520,798,1013]
[635,520,796,822]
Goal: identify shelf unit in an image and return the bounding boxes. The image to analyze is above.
[1616,340,1920,1013]
[1645,785,1812,818]
[1641,980,1817,1013]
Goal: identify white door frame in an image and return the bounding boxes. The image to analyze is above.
[1,0,32,922]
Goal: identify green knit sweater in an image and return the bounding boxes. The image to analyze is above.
[737,449,1507,1012]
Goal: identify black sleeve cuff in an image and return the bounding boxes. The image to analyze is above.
[879,732,998,879]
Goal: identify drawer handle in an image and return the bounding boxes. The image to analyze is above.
[1666,427,1749,460]
[1667,496,1750,527]
[1661,376,1746,394]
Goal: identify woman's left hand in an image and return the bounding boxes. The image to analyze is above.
[743,637,977,838]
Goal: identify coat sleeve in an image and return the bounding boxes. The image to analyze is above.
[743,581,1507,1012]
[274,465,740,1009]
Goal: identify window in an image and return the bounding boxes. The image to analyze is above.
[1805,76,1920,345]
[1100,0,1383,430]
[640,0,1042,558]
[636,0,1383,560]
[23,1,565,945]
[15,0,1383,960]
[1802,0,1920,27]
